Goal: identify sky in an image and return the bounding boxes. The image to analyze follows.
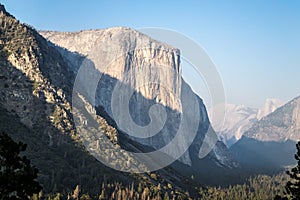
[1,0,300,108]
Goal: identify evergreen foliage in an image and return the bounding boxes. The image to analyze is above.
[275,141,300,200]
[285,142,300,199]
[0,132,42,199]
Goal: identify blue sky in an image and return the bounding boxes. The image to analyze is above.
[2,0,300,108]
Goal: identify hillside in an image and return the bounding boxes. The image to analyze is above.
[40,27,239,181]
[0,4,194,198]
[230,96,300,173]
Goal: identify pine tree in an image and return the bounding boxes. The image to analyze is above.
[275,141,300,200]
[284,141,300,199]
[0,132,42,199]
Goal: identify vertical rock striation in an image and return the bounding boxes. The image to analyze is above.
[41,27,237,168]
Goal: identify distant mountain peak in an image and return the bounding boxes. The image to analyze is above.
[256,98,284,120]
[209,103,258,146]
[209,98,284,147]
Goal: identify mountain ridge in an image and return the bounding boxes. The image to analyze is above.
[245,95,300,142]
[209,98,284,146]
[230,95,300,173]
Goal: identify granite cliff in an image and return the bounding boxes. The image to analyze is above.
[41,28,238,169]
[0,5,192,194]
[0,4,240,194]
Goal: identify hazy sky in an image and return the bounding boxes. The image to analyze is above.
[2,0,300,108]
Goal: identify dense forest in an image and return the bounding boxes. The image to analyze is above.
[40,173,289,200]
[0,131,291,200]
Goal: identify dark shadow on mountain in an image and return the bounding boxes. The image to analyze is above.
[0,30,205,197]
[0,58,137,196]
[35,34,300,189]
[0,5,245,197]
[45,41,247,187]
[230,136,297,174]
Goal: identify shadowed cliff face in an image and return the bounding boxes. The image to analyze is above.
[0,7,129,193]
[41,28,181,111]
[0,4,245,195]
[0,5,198,194]
[41,28,238,169]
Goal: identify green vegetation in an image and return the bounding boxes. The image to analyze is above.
[38,182,189,200]
[13,172,288,200]
[0,132,42,199]
[199,173,288,200]
[284,141,300,199]
[275,142,300,200]
[0,105,189,199]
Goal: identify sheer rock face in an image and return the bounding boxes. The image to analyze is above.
[0,6,162,192]
[41,28,181,110]
[41,28,236,168]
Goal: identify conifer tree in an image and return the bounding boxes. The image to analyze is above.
[284,141,300,199]
[0,132,42,199]
[275,141,300,200]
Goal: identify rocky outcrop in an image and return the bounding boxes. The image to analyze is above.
[41,28,238,169]
[0,6,75,141]
[0,5,160,192]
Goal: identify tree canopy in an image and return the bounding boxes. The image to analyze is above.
[275,141,300,200]
[0,132,42,199]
